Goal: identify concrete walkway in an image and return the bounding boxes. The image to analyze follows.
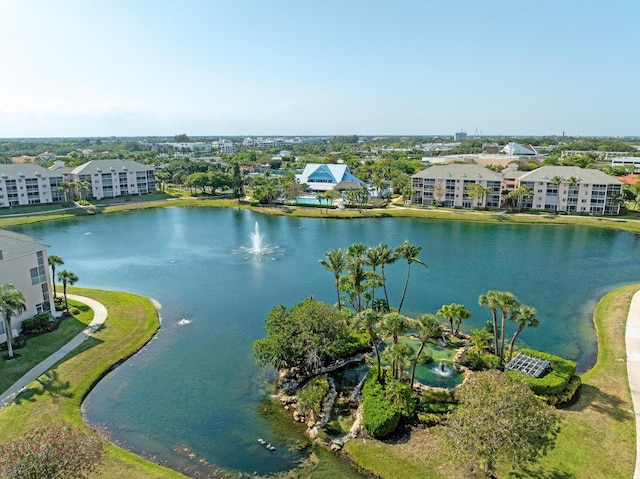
[627,290,640,479]
[0,294,107,410]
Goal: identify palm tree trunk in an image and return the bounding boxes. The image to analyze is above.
[398,264,411,313]
[381,265,390,309]
[491,309,498,356]
[3,316,14,359]
[500,311,508,365]
[334,275,341,310]
[508,324,525,362]
[410,341,426,388]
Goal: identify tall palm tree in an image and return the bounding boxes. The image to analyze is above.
[394,241,427,314]
[346,243,367,312]
[495,291,520,365]
[479,291,500,356]
[319,249,346,309]
[377,243,396,310]
[383,343,413,379]
[410,313,441,388]
[436,303,456,332]
[355,308,382,381]
[365,244,386,306]
[550,175,563,212]
[47,254,64,298]
[452,304,473,335]
[58,270,78,312]
[507,305,540,361]
[0,283,26,359]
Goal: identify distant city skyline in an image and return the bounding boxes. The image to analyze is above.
[1,0,638,138]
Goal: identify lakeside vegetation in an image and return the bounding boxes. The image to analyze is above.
[0,194,638,477]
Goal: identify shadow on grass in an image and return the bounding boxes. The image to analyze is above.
[568,384,632,422]
[15,369,73,404]
[507,467,575,479]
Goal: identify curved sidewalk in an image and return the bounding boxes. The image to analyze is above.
[627,290,640,479]
[0,294,107,410]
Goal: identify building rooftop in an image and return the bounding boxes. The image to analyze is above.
[412,164,503,181]
[0,163,63,179]
[71,159,153,175]
[519,166,622,185]
[0,230,47,261]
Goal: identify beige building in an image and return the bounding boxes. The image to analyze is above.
[508,166,623,214]
[0,164,65,207]
[70,159,156,200]
[0,230,56,345]
[411,164,503,208]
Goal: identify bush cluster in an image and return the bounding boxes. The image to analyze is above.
[506,348,580,404]
[362,369,400,438]
[417,389,457,425]
[21,312,56,335]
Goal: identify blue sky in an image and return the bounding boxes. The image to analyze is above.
[1,0,638,137]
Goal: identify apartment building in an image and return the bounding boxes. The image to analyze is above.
[70,160,156,200]
[411,164,503,208]
[0,164,64,207]
[0,230,56,345]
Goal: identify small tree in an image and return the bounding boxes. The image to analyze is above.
[47,254,64,298]
[57,270,78,312]
[447,370,560,476]
[0,423,104,479]
[0,283,26,359]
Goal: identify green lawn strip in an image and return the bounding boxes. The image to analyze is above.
[0,286,186,479]
[0,300,92,392]
[345,284,639,479]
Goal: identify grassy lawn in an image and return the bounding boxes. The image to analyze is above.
[0,300,92,392]
[0,287,186,479]
[345,284,639,479]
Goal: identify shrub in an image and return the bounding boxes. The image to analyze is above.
[362,369,400,438]
[0,335,27,351]
[297,375,330,420]
[21,312,56,334]
[506,348,578,404]
[0,423,104,479]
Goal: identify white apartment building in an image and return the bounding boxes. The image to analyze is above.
[411,164,503,208]
[0,164,65,207]
[70,160,156,200]
[513,166,623,215]
[0,230,56,345]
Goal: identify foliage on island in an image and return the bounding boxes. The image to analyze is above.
[252,297,368,374]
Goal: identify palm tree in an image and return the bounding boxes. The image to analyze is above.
[383,343,413,379]
[479,291,500,356]
[410,313,441,388]
[377,243,396,310]
[365,244,387,306]
[47,254,64,298]
[394,241,427,314]
[452,304,473,335]
[345,243,367,312]
[380,312,409,345]
[507,305,540,361]
[319,248,346,309]
[0,284,26,359]
[495,291,520,365]
[550,175,563,212]
[436,303,456,333]
[355,308,382,381]
[58,270,78,312]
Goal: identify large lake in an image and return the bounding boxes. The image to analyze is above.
[15,207,640,477]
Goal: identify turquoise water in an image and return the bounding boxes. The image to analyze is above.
[293,196,331,205]
[14,208,640,476]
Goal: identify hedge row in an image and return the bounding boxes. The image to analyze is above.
[506,348,579,402]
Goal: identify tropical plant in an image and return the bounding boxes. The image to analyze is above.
[297,375,330,424]
[394,240,427,313]
[57,270,78,312]
[410,313,442,388]
[380,312,409,345]
[319,248,346,309]
[382,342,413,379]
[494,291,521,365]
[354,308,382,381]
[465,183,485,210]
[47,254,64,298]
[507,305,540,361]
[479,291,500,356]
[376,243,396,309]
[0,283,26,359]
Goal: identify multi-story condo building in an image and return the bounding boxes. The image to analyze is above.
[0,230,57,346]
[70,160,156,200]
[509,166,623,215]
[411,164,503,208]
[0,164,64,207]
